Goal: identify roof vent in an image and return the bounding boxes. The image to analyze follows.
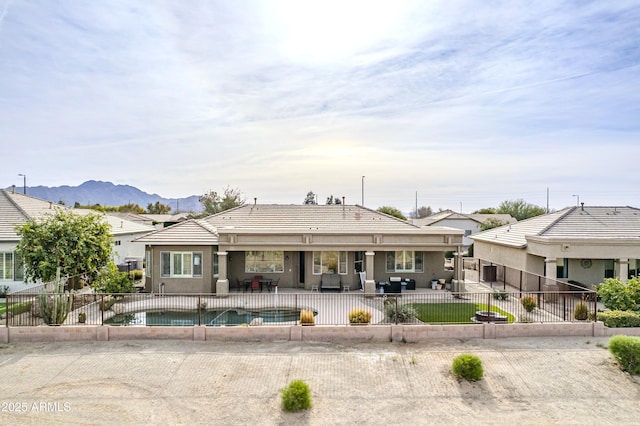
[581,202,584,211]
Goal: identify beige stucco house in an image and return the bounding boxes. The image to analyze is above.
[412,209,516,249]
[471,205,640,291]
[136,204,465,294]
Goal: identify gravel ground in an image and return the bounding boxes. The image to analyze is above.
[0,336,639,425]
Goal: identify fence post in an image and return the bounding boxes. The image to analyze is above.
[562,294,566,321]
[197,295,201,326]
[487,292,492,317]
[4,294,8,328]
[101,294,104,325]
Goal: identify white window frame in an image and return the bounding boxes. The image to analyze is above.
[160,251,203,278]
[245,251,284,274]
[386,251,423,273]
[0,252,13,280]
[312,251,348,275]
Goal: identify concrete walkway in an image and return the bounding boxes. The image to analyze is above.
[1,337,639,425]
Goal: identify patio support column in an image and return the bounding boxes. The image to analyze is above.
[543,257,558,301]
[364,251,376,295]
[619,258,629,283]
[216,251,229,295]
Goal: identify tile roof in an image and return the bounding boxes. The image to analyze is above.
[0,190,153,241]
[135,204,462,244]
[412,209,515,226]
[206,204,431,233]
[470,206,640,247]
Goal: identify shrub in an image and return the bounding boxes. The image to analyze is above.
[598,310,640,328]
[574,301,589,320]
[280,380,312,412]
[348,309,372,324]
[492,290,508,300]
[597,277,640,311]
[384,302,417,323]
[130,269,144,281]
[9,301,32,316]
[451,353,484,381]
[520,295,537,313]
[299,309,315,325]
[78,312,87,323]
[92,262,135,294]
[608,335,640,374]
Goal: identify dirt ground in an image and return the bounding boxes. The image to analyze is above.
[1,336,639,425]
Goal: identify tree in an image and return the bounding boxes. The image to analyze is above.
[16,209,113,284]
[119,203,146,214]
[497,199,545,221]
[147,201,172,214]
[377,206,407,220]
[410,206,432,219]
[480,218,508,231]
[199,186,245,216]
[92,262,136,294]
[472,207,496,214]
[325,195,342,205]
[303,191,317,205]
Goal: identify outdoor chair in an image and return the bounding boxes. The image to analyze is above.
[267,278,279,292]
[251,279,260,292]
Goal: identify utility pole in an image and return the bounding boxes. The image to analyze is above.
[361,176,365,206]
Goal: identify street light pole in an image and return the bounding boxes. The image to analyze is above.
[361,176,365,206]
[18,174,26,195]
[572,194,579,206]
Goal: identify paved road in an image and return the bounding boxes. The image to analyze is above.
[1,336,639,425]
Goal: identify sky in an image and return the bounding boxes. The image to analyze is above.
[1,0,639,214]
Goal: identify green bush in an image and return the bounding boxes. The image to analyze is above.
[574,302,589,320]
[280,380,312,412]
[451,353,484,381]
[348,309,372,324]
[9,301,32,316]
[608,335,640,374]
[93,263,135,294]
[598,310,640,327]
[597,278,640,311]
[130,269,143,281]
[384,302,417,323]
[520,295,537,313]
[0,285,9,297]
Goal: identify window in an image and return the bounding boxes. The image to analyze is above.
[604,259,615,279]
[160,251,203,278]
[630,259,640,279]
[386,251,423,273]
[556,258,568,279]
[313,251,347,275]
[245,251,284,273]
[114,240,121,246]
[354,251,364,273]
[213,253,219,278]
[0,252,13,280]
[145,250,152,278]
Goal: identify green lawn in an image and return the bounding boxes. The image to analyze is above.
[0,301,32,317]
[409,302,515,323]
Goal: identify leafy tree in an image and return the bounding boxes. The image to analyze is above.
[200,186,245,216]
[410,206,432,219]
[377,206,407,220]
[496,199,545,221]
[480,218,508,231]
[472,207,496,214]
[16,209,113,284]
[325,195,342,205]
[119,203,146,214]
[147,201,172,214]
[303,191,317,205]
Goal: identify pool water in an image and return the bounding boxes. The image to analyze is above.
[105,308,314,326]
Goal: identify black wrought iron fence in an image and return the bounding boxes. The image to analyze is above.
[3,290,597,327]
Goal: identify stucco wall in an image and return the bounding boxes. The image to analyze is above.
[146,245,215,293]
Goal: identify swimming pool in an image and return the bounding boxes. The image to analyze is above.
[104,307,316,326]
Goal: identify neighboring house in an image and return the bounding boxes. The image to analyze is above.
[109,212,189,230]
[0,189,154,292]
[135,204,465,294]
[471,205,640,291]
[412,210,516,249]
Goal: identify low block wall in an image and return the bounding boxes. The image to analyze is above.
[3,322,640,343]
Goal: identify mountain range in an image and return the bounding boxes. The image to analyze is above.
[7,180,202,213]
